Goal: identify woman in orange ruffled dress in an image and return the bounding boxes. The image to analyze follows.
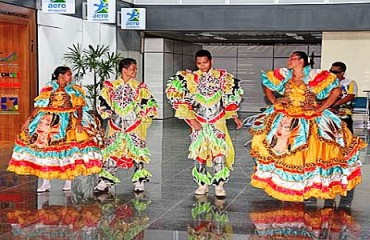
[8,66,103,192]
[249,51,366,202]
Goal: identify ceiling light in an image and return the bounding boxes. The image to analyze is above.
[199,33,216,37]
[214,36,227,40]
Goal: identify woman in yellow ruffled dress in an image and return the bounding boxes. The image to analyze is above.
[250,51,366,202]
[8,66,103,192]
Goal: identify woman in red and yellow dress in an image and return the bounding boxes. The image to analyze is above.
[8,66,103,192]
[250,51,366,202]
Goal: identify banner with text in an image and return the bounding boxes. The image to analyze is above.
[42,0,75,14]
[87,0,116,23]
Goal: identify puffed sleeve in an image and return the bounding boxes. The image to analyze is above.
[166,71,195,119]
[261,68,290,95]
[138,82,159,119]
[308,70,340,100]
[34,84,52,108]
[97,81,114,119]
[69,84,86,108]
[221,71,244,119]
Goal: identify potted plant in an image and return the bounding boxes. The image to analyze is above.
[64,43,121,111]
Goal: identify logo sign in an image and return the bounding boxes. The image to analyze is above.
[42,0,75,14]
[87,0,116,23]
[0,72,18,78]
[1,94,19,112]
[0,52,17,62]
[121,8,146,30]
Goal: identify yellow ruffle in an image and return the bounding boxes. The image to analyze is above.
[266,70,284,86]
[70,95,86,108]
[251,177,362,202]
[104,145,150,164]
[34,91,51,101]
[184,73,197,94]
[72,85,85,94]
[7,165,102,180]
[222,73,236,94]
[139,86,151,99]
[175,104,195,119]
[66,118,90,142]
[188,120,234,170]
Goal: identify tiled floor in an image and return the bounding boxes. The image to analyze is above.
[0,117,369,239]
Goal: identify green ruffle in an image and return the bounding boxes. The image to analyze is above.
[100,217,149,240]
[167,76,186,93]
[99,169,121,183]
[194,91,222,106]
[132,168,152,183]
[112,101,135,116]
[191,202,212,218]
[223,88,244,106]
[132,199,151,212]
[188,124,227,155]
[213,210,229,224]
[103,132,150,160]
[141,98,159,117]
[211,167,230,185]
[192,167,212,185]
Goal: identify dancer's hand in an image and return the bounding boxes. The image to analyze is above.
[189,119,202,131]
[76,120,84,133]
[278,98,290,108]
[302,102,316,111]
[233,116,243,129]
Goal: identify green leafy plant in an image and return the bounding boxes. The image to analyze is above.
[64,43,121,110]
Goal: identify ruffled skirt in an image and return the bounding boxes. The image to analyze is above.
[250,108,365,202]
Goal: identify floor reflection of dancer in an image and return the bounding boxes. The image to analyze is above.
[8,66,103,193]
[249,202,360,239]
[99,193,151,239]
[188,195,232,239]
[250,51,366,202]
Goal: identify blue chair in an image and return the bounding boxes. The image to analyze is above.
[353,97,368,114]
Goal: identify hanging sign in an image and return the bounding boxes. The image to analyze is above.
[87,0,116,23]
[121,8,146,30]
[42,0,76,14]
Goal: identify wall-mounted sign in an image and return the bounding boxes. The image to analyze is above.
[1,94,19,112]
[0,52,17,62]
[0,72,19,78]
[121,8,146,30]
[87,0,116,23]
[0,52,19,68]
[42,0,75,14]
[0,82,21,88]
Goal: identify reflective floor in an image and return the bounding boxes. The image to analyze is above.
[0,117,369,239]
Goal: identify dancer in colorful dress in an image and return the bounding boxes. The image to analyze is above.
[166,50,243,197]
[8,66,103,192]
[249,51,365,202]
[94,58,158,193]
